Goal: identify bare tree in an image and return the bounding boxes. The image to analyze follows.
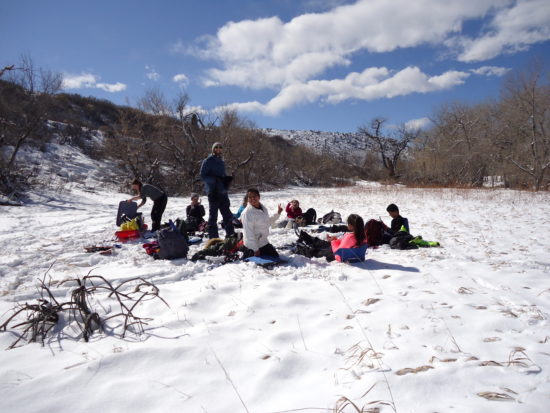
[413,102,496,186]
[358,118,418,179]
[0,55,62,196]
[494,61,550,190]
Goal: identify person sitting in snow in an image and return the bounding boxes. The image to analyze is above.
[296,214,367,262]
[327,214,367,262]
[185,193,206,232]
[228,194,247,229]
[240,188,283,258]
[286,199,302,219]
[127,179,167,232]
[284,199,303,228]
[382,203,409,243]
[234,194,248,220]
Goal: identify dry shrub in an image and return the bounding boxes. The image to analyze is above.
[0,273,169,349]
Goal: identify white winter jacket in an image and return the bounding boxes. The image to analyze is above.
[241,203,280,252]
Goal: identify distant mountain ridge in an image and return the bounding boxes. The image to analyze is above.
[261,128,369,164]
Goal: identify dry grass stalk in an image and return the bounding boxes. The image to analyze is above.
[331,284,396,412]
[211,348,250,413]
[344,343,384,369]
[479,360,503,366]
[483,337,501,342]
[429,356,457,363]
[334,382,393,413]
[395,365,433,376]
[507,347,538,369]
[477,392,515,401]
[362,298,380,306]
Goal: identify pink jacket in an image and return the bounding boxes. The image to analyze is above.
[331,233,365,262]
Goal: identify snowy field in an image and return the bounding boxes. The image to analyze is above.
[1,152,550,412]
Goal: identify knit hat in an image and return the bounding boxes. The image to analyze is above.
[212,142,223,153]
[190,192,199,199]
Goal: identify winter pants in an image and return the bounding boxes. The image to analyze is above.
[151,194,167,232]
[240,243,279,259]
[207,192,235,239]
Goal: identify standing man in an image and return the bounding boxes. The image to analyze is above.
[200,142,235,239]
[127,179,167,232]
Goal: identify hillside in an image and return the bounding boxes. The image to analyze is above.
[1,80,364,200]
[263,128,370,164]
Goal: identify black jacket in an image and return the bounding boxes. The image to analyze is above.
[390,216,407,234]
[186,204,205,220]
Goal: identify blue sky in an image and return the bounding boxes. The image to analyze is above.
[2,0,550,132]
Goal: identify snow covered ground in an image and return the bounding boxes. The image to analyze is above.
[1,149,549,412]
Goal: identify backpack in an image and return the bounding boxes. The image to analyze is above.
[319,210,342,224]
[157,227,188,259]
[365,219,386,247]
[389,231,418,250]
[302,208,317,226]
[294,230,335,261]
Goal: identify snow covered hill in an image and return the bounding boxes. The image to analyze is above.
[262,128,369,164]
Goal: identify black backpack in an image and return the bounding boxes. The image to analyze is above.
[294,230,335,261]
[158,228,189,259]
[389,231,418,250]
[302,208,317,226]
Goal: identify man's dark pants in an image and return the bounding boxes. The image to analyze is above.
[207,192,235,238]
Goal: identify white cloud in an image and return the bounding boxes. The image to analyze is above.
[62,73,127,93]
[216,66,470,116]
[173,73,190,87]
[471,65,510,76]
[96,82,127,92]
[62,73,98,89]
[145,65,160,81]
[190,0,507,89]
[456,0,550,62]
[177,0,547,117]
[405,117,432,130]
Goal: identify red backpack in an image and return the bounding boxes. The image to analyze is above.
[365,219,386,246]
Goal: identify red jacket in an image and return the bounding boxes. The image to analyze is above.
[285,203,303,219]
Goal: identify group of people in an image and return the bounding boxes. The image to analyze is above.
[126,141,410,261]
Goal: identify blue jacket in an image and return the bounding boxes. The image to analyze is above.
[200,154,227,195]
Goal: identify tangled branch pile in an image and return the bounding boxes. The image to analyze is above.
[0,274,169,349]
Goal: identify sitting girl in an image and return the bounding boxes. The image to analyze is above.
[295,214,367,262]
[328,214,367,262]
[284,199,303,229]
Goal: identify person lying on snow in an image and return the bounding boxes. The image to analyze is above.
[296,214,367,262]
[241,188,283,258]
